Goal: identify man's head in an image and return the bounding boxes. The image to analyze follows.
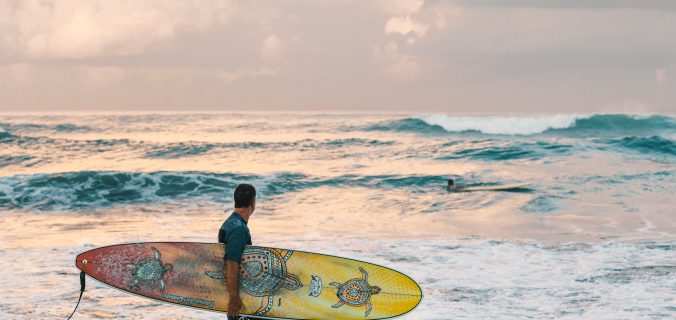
[234,184,256,211]
[448,179,455,187]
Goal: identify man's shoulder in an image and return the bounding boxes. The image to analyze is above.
[221,213,248,231]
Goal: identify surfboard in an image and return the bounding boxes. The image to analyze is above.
[75,242,422,319]
[454,183,530,192]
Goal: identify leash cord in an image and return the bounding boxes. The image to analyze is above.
[66,271,86,320]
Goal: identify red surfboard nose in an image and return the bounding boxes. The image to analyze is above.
[75,252,90,272]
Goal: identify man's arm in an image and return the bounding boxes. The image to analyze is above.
[225,260,243,317]
[224,227,247,317]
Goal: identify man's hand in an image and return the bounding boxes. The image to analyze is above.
[228,295,245,317]
[226,260,244,317]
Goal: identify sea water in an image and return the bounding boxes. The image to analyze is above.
[0,113,674,319]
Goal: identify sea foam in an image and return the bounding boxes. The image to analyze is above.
[418,114,586,135]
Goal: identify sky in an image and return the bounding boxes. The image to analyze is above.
[0,0,675,113]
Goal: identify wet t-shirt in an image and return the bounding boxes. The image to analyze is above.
[218,212,252,263]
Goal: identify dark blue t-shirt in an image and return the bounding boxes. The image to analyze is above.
[218,212,252,263]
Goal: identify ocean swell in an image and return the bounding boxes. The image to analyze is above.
[0,171,252,210]
[434,140,574,161]
[0,171,452,210]
[597,136,676,156]
[1,131,395,160]
[364,114,675,136]
[143,138,393,159]
[362,118,448,134]
[0,122,92,133]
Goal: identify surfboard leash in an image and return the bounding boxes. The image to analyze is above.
[66,271,86,320]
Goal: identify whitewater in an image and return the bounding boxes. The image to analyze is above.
[0,113,674,319]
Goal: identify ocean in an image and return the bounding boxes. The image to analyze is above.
[0,113,674,319]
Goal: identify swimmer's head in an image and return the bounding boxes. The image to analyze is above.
[448,179,455,187]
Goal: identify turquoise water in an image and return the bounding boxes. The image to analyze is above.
[0,113,674,319]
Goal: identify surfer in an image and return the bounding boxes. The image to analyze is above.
[219,184,256,320]
[448,178,530,192]
[447,179,463,191]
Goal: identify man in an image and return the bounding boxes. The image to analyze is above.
[447,178,463,191]
[219,184,255,320]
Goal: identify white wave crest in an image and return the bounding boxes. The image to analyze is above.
[417,114,593,135]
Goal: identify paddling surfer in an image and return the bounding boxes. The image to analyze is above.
[447,179,463,191]
[448,178,530,192]
[220,184,256,320]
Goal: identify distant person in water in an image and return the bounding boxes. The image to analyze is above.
[220,184,256,320]
[447,179,462,191]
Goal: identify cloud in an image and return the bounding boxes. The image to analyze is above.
[381,1,459,42]
[1,0,232,59]
[260,34,285,63]
[374,0,424,15]
[1,0,675,112]
[385,15,429,40]
[373,42,420,81]
[376,1,461,78]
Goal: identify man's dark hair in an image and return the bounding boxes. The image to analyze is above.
[234,184,256,208]
[448,179,455,186]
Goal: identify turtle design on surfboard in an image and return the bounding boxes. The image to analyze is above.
[205,246,302,315]
[126,246,173,292]
[330,267,381,317]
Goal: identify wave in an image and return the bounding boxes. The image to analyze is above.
[144,143,220,159]
[597,136,676,156]
[434,140,574,161]
[1,131,395,161]
[0,171,253,211]
[0,171,449,210]
[0,131,20,141]
[0,155,36,168]
[361,118,449,134]
[420,114,583,135]
[0,122,92,133]
[364,114,675,136]
[143,138,393,159]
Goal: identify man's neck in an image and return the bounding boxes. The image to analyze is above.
[234,208,252,223]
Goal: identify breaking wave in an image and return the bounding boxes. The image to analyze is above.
[364,114,675,136]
